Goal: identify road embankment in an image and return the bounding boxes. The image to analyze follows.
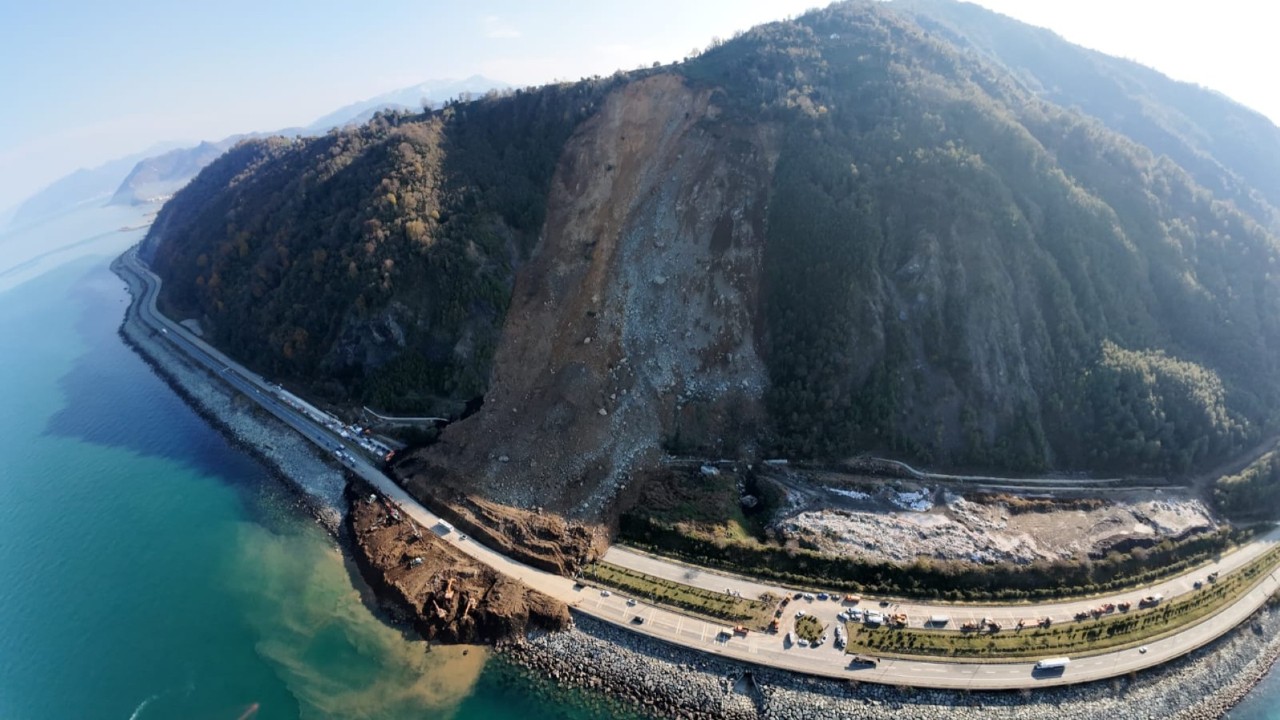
[502,603,1280,720]
[112,253,348,530]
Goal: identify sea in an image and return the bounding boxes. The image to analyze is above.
[0,206,639,720]
[0,203,1276,719]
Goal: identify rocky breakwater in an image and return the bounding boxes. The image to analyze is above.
[501,617,760,720]
[112,253,347,528]
[346,481,570,643]
[501,604,1280,720]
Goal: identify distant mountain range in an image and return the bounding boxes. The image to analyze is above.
[6,75,509,229]
[304,75,510,132]
[6,142,184,230]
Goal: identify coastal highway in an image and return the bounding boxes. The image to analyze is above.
[605,524,1280,631]
[117,246,1280,690]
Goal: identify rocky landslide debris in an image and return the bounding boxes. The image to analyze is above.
[346,481,570,643]
[502,606,1280,720]
[400,73,772,519]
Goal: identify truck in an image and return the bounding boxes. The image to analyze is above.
[927,615,950,627]
[1034,657,1071,671]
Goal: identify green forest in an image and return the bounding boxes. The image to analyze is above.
[685,4,1280,481]
[146,79,628,414]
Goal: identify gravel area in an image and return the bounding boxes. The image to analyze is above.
[779,482,1216,565]
[501,605,1280,720]
[114,256,347,530]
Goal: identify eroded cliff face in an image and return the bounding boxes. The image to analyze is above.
[397,74,776,517]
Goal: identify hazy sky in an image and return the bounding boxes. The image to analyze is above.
[1,0,1277,211]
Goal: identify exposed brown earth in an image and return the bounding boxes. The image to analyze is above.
[391,477,606,577]
[346,481,570,644]
[397,73,776,519]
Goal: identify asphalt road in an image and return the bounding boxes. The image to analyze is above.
[117,247,1280,690]
[605,529,1280,629]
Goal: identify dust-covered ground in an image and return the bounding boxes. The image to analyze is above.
[770,470,1217,564]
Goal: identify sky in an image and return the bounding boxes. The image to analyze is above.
[0,0,1277,212]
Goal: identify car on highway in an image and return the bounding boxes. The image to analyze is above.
[1139,646,1148,654]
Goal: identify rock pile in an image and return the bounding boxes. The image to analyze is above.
[502,608,1280,720]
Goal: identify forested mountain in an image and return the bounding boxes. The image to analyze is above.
[144,81,629,416]
[145,1,1280,515]
[894,0,1280,232]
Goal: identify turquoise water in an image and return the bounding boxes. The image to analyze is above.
[0,213,637,719]
[1230,666,1280,718]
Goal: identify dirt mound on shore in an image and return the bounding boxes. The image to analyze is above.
[346,482,570,644]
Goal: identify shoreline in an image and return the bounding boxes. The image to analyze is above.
[111,254,348,534]
[110,251,1280,718]
[499,605,1280,719]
